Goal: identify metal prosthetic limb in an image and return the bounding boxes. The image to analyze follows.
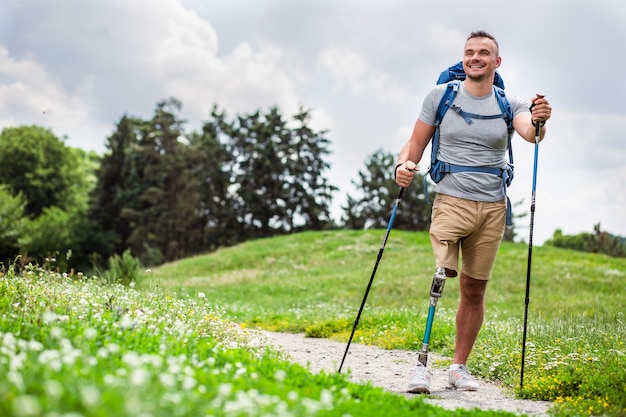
[417,267,447,366]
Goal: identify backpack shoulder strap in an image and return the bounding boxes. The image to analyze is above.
[493,86,513,131]
[435,80,460,126]
[493,86,514,165]
[430,80,460,164]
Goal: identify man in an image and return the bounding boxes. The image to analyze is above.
[395,30,552,394]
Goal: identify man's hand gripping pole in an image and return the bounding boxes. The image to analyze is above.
[417,267,447,366]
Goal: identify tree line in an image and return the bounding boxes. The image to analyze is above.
[0,99,436,272]
[4,98,620,273]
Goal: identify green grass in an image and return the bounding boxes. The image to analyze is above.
[1,230,624,416]
[2,263,522,417]
[149,230,626,417]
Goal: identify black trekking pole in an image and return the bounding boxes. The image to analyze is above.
[520,94,544,389]
[338,161,416,374]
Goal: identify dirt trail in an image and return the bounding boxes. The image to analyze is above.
[262,331,552,416]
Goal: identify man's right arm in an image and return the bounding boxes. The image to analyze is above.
[395,119,435,188]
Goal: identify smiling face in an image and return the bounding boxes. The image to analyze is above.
[463,36,501,83]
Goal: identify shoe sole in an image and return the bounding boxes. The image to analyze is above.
[407,385,430,394]
[449,384,479,391]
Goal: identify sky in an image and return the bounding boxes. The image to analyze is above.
[1,0,625,245]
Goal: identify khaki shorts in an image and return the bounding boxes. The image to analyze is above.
[429,194,507,280]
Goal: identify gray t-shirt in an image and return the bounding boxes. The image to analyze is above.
[419,81,530,202]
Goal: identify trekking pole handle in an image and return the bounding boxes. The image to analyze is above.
[405,160,418,172]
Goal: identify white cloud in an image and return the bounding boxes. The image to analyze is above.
[0,0,310,149]
[320,47,367,94]
[0,45,103,145]
[319,46,410,104]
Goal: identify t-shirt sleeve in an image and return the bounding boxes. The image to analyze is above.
[418,85,446,126]
[511,95,531,118]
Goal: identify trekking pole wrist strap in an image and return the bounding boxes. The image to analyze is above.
[531,119,546,127]
[529,102,546,128]
[394,163,403,180]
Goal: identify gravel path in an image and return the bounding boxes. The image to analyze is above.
[262,331,552,416]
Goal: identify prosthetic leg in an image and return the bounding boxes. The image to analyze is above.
[417,267,447,366]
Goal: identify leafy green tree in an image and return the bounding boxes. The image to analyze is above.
[70,148,100,211]
[188,107,239,249]
[92,100,228,266]
[0,126,80,217]
[89,100,338,266]
[224,106,337,240]
[17,149,100,272]
[19,206,74,270]
[342,149,432,231]
[0,185,27,263]
[119,99,203,265]
[284,108,337,231]
[89,114,144,261]
[225,107,291,238]
[0,126,101,270]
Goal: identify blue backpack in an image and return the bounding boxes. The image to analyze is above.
[425,61,515,225]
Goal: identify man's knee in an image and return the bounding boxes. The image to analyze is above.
[459,272,487,303]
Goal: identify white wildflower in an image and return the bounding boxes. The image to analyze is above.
[80,385,101,408]
[122,351,141,368]
[84,327,97,340]
[182,375,197,390]
[274,369,287,382]
[12,395,41,416]
[159,372,176,388]
[44,380,64,398]
[50,327,63,339]
[130,368,151,386]
[2,332,16,350]
[27,339,44,351]
[7,370,24,390]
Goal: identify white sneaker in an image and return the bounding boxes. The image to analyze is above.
[448,364,480,391]
[407,363,431,394]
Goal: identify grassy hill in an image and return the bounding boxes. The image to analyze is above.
[149,229,626,417]
[149,229,623,333]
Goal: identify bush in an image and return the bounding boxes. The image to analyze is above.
[105,249,144,285]
[547,224,626,257]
